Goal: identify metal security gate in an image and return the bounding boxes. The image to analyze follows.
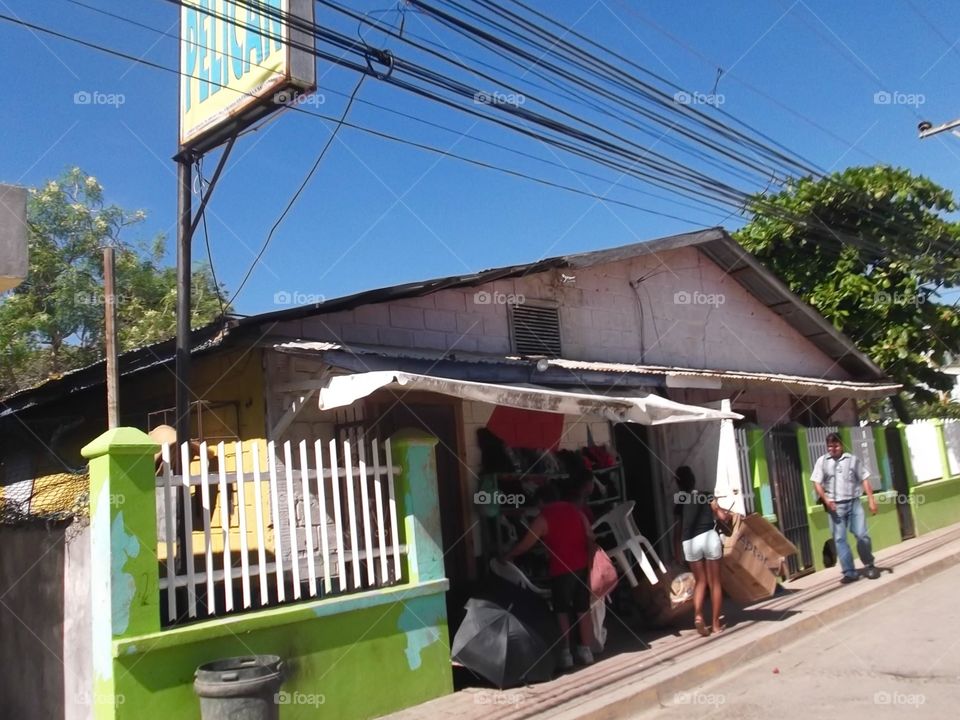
[768,426,814,576]
[734,427,756,515]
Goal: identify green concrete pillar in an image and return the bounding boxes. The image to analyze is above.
[390,429,443,585]
[935,420,953,480]
[872,425,892,491]
[81,428,159,719]
[746,428,775,520]
[796,427,817,508]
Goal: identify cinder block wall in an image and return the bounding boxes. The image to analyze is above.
[272,247,852,380]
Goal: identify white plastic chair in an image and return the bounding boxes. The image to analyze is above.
[592,501,667,587]
[488,558,552,600]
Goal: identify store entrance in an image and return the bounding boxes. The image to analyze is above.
[613,423,661,553]
[368,399,472,630]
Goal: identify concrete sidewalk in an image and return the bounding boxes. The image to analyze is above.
[379,523,960,720]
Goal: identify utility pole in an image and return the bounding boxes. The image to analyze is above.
[175,155,193,454]
[103,246,119,429]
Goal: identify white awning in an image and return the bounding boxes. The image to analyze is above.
[317,371,741,426]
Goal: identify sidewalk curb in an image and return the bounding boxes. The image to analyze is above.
[545,546,960,720]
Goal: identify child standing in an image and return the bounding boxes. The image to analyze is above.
[504,473,596,669]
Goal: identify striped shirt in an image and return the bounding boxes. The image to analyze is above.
[811,452,868,502]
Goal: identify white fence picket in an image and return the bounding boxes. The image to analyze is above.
[217,443,234,612]
[299,440,318,597]
[385,438,402,582]
[267,441,286,602]
[372,438,388,584]
[357,437,376,587]
[234,442,252,609]
[343,440,361,590]
[251,441,269,606]
[199,444,216,615]
[161,443,177,621]
[180,441,197,618]
[283,441,302,599]
[314,440,332,594]
[329,438,347,592]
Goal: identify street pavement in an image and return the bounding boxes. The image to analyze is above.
[632,563,960,719]
[380,525,960,720]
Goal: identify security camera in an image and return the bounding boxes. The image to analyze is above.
[918,120,933,134]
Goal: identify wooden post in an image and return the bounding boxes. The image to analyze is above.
[103,246,119,429]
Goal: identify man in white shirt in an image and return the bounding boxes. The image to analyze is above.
[811,433,879,583]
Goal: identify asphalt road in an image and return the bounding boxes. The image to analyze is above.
[633,563,960,719]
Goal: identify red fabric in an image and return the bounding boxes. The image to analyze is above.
[540,501,590,576]
[486,407,563,450]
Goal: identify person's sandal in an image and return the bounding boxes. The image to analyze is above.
[695,616,712,637]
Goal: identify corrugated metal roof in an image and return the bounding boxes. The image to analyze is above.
[1,227,893,416]
[274,341,900,400]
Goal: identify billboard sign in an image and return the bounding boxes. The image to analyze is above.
[180,0,316,151]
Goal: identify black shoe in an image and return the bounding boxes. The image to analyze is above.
[865,566,881,580]
[840,575,859,584]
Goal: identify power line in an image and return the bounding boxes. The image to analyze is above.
[228,73,368,305]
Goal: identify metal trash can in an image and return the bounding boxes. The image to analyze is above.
[194,655,284,720]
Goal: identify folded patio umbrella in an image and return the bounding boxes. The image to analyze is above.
[451,593,557,689]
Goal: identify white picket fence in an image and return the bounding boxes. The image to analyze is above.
[157,436,405,623]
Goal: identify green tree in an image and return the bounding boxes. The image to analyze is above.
[0,168,226,396]
[734,165,960,413]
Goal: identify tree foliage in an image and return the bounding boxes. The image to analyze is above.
[0,168,226,396]
[734,165,960,409]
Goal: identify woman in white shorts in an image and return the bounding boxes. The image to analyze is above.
[673,466,731,636]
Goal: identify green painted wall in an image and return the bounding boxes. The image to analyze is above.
[900,423,960,535]
[113,591,451,720]
[84,428,454,720]
[911,478,960,535]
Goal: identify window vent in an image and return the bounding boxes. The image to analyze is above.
[510,303,562,357]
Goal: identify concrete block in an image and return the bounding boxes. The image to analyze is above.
[354,303,390,326]
[413,330,450,351]
[456,313,485,335]
[301,316,341,340]
[389,305,425,330]
[483,314,509,338]
[403,294,437,310]
[379,327,414,347]
[434,291,467,313]
[477,335,510,355]
[424,309,457,332]
[446,334,479,353]
[341,323,380,345]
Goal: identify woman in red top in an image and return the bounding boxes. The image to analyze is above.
[504,473,596,669]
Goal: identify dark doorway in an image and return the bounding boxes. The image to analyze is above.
[767,425,814,575]
[368,398,472,630]
[884,426,917,540]
[613,423,660,552]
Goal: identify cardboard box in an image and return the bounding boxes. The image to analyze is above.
[721,514,798,603]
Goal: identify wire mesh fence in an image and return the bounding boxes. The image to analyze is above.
[0,471,89,526]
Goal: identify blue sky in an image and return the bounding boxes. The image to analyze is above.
[3,0,960,315]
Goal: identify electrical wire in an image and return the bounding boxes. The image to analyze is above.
[228,73,368,305]
[195,159,229,319]
[15,2,954,266]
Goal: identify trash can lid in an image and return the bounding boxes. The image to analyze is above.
[195,655,283,685]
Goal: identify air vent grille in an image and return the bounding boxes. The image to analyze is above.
[511,304,561,357]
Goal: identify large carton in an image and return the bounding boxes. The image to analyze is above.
[721,514,798,603]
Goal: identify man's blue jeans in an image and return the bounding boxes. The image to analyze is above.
[829,499,874,578]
